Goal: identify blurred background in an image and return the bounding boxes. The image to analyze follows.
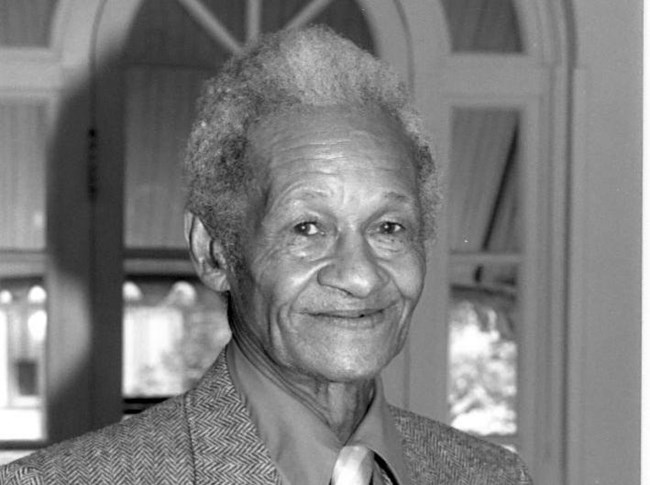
[0,1,641,484]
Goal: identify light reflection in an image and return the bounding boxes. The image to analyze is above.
[27,310,47,343]
[0,290,12,304]
[27,285,46,303]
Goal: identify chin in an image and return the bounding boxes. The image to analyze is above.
[306,351,395,384]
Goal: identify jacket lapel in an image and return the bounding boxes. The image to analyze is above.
[185,351,281,484]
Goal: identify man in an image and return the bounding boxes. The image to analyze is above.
[1,27,531,484]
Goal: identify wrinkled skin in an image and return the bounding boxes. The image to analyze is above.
[192,106,427,440]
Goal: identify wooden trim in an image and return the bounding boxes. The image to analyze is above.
[566,66,588,485]
[57,0,107,68]
[518,97,541,469]
[441,58,547,97]
[123,248,189,260]
[44,64,94,443]
[124,259,194,276]
[123,248,193,276]
[0,252,45,278]
[0,60,62,90]
[537,64,570,485]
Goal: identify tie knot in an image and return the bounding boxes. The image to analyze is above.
[331,444,374,485]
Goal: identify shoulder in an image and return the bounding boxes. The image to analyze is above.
[389,406,532,484]
[0,396,192,484]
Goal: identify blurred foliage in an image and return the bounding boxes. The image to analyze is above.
[448,297,517,436]
[124,279,230,396]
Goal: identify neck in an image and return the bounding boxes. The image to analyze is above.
[231,326,375,443]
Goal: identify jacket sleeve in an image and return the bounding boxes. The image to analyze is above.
[0,463,44,485]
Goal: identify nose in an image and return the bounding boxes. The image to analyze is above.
[317,232,389,298]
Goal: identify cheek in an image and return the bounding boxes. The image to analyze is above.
[386,249,426,303]
[251,247,318,312]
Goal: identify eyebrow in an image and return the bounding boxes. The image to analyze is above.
[381,191,413,204]
[282,188,414,204]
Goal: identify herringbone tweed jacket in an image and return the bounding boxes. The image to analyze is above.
[1,352,532,484]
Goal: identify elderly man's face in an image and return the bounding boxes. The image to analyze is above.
[233,106,426,383]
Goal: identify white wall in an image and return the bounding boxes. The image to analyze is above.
[569,1,642,483]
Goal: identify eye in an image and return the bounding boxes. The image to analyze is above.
[378,221,405,235]
[293,221,321,236]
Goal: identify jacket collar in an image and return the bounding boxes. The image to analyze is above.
[184,351,282,484]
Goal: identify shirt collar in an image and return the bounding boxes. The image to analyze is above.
[226,342,409,485]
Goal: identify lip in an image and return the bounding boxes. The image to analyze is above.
[311,308,384,318]
[302,302,398,328]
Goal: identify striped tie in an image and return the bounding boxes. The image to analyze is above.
[330,444,374,485]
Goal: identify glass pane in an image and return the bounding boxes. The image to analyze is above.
[0,278,46,440]
[123,278,229,397]
[124,68,212,249]
[440,0,523,53]
[449,108,520,253]
[448,263,518,436]
[261,0,374,53]
[0,0,58,47]
[0,103,47,250]
[125,0,237,68]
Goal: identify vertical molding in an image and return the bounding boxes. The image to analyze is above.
[45,66,94,443]
[397,0,453,424]
[565,66,588,485]
[519,97,539,472]
[545,61,572,485]
[89,0,143,430]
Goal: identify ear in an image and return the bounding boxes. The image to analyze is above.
[184,211,231,293]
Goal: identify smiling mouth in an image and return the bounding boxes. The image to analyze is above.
[313,309,384,319]
[304,304,396,327]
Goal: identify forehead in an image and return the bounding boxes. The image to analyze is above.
[247,106,417,191]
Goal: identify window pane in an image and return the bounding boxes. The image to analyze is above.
[123,278,229,397]
[124,68,212,249]
[440,0,523,53]
[448,264,518,436]
[449,108,520,253]
[0,103,47,250]
[0,278,46,440]
[260,0,374,53]
[0,0,58,47]
[126,0,239,68]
